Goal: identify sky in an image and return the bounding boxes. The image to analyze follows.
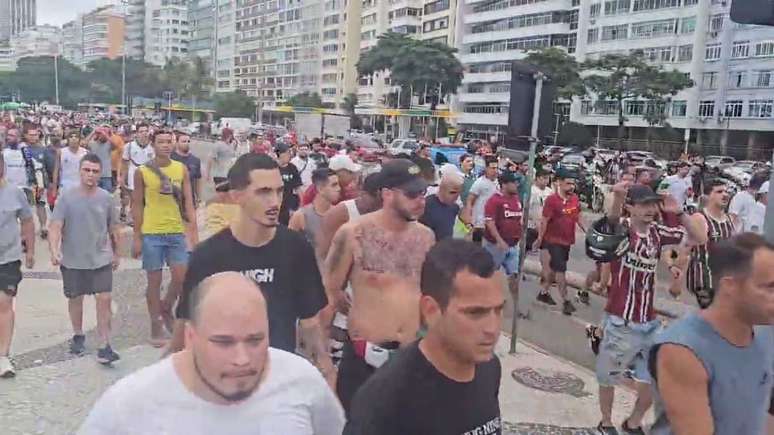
[37,0,116,27]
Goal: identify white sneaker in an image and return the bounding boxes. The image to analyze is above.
[0,356,15,378]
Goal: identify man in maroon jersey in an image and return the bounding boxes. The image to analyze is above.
[535,168,585,315]
[594,183,704,435]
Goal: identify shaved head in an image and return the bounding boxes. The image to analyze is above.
[189,272,266,326]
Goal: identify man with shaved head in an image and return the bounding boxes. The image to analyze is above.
[79,272,345,435]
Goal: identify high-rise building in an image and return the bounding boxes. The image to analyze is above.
[62,5,126,68]
[143,0,191,66]
[188,0,215,66]
[0,0,36,42]
[213,0,236,92]
[0,43,15,71]
[123,0,146,60]
[62,19,83,67]
[10,24,61,62]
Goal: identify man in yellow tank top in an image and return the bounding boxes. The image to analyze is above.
[131,129,197,347]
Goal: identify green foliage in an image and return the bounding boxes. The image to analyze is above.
[357,32,463,109]
[285,91,324,108]
[524,47,585,99]
[214,91,256,118]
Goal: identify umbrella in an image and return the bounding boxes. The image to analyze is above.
[0,102,21,110]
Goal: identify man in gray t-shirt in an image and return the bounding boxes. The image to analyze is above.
[49,153,121,364]
[0,163,36,378]
[207,140,236,183]
[89,127,115,193]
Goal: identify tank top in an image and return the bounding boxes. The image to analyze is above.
[650,313,774,435]
[332,199,362,330]
[139,160,186,234]
[687,211,735,292]
[343,199,361,221]
[60,147,88,190]
[301,204,323,252]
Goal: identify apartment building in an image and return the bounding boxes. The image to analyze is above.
[0,43,15,71]
[213,0,237,92]
[123,0,147,59]
[143,0,191,66]
[0,0,36,42]
[11,24,61,62]
[63,6,126,68]
[62,20,83,67]
[189,0,216,66]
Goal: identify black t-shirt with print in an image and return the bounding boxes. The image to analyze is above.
[176,227,327,352]
[344,341,502,435]
[279,163,302,224]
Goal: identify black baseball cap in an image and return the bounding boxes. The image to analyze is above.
[379,159,428,194]
[499,171,519,185]
[555,167,579,181]
[275,143,290,154]
[627,184,662,204]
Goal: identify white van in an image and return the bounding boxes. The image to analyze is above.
[213,117,252,137]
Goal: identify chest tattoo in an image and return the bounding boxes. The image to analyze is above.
[354,222,432,280]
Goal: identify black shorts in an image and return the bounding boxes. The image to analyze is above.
[545,242,571,273]
[336,340,375,418]
[0,261,22,297]
[61,265,113,299]
[526,228,539,251]
[472,227,485,244]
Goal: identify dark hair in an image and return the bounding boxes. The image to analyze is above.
[151,128,174,143]
[312,167,336,187]
[80,153,103,168]
[22,124,40,135]
[709,233,774,293]
[420,239,496,309]
[135,123,149,131]
[484,155,498,166]
[703,178,726,195]
[749,173,767,190]
[459,153,473,164]
[175,130,191,139]
[362,172,382,195]
[228,153,279,190]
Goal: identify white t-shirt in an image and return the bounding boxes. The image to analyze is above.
[291,156,317,188]
[729,190,757,232]
[529,185,552,229]
[1,146,28,189]
[78,348,345,435]
[60,147,89,190]
[122,141,155,191]
[748,201,766,234]
[663,174,692,207]
[469,176,498,228]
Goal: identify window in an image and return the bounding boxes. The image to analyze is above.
[698,100,715,117]
[724,100,743,117]
[755,41,774,57]
[732,41,750,58]
[728,71,746,88]
[590,3,602,17]
[680,16,696,33]
[604,0,630,14]
[601,24,628,41]
[705,44,721,60]
[684,0,698,5]
[625,101,645,115]
[753,70,773,87]
[424,0,450,14]
[470,12,555,34]
[588,28,599,43]
[671,100,687,117]
[631,19,677,39]
[639,46,674,62]
[748,100,773,118]
[632,0,679,11]
[324,15,340,26]
[708,14,723,32]
[677,44,693,61]
[490,83,511,92]
[702,71,718,89]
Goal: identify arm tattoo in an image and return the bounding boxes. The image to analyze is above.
[299,318,331,369]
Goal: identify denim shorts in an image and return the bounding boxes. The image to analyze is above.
[142,234,189,271]
[483,240,520,276]
[98,177,114,193]
[595,314,661,386]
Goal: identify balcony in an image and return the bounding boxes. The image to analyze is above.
[463,23,567,45]
[457,112,509,125]
[462,71,512,84]
[461,49,529,64]
[465,1,564,24]
[458,92,511,103]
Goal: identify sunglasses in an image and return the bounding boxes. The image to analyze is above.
[394,188,426,199]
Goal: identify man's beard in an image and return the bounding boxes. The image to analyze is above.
[192,352,260,403]
[396,204,417,222]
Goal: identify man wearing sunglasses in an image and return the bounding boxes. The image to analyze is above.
[324,159,435,416]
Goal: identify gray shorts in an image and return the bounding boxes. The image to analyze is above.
[60,265,113,299]
[595,314,661,386]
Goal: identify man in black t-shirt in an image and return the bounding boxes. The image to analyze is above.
[170,154,335,385]
[345,239,505,435]
[420,171,463,240]
[171,132,202,207]
[277,143,302,225]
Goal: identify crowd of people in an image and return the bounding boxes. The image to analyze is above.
[0,109,772,435]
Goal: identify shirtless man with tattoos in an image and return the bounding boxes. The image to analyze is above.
[324,159,435,416]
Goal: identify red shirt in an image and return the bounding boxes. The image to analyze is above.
[484,193,523,246]
[605,221,685,323]
[542,193,581,247]
[301,182,358,206]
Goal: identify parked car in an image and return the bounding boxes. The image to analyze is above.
[556,153,586,172]
[388,139,419,156]
[705,155,736,173]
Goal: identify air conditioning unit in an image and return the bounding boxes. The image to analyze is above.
[709,31,719,38]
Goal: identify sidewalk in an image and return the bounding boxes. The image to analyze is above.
[0,335,644,434]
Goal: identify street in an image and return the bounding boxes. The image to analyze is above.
[0,139,699,434]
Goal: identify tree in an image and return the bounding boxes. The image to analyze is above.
[582,53,693,148]
[161,57,193,101]
[285,91,324,108]
[342,93,362,130]
[357,32,463,109]
[214,91,256,118]
[525,47,584,100]
[6,56,88,107]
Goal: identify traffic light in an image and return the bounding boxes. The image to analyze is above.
[731,0,774,26]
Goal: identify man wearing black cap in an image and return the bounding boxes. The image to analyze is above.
[324,159,435,416]
[594,181,704,435]
[276,143,302,225]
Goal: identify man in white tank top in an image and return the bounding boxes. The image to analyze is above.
[60,130,88,192]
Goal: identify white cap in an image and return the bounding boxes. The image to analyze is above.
[329,154,362,173]
[759,181,769,195]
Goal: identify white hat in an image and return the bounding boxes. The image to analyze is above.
[759,181,769,195]
[329,154,362,173]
